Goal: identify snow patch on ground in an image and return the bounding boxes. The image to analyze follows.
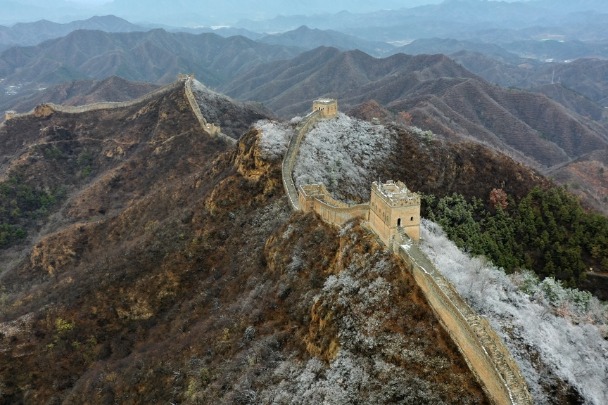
[254,119,294,161]
[293,113,395,203]
[420,219,608,405]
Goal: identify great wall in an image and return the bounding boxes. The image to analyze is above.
[280,100,534,405]
[2,77,533,403]
[1,75,235,145]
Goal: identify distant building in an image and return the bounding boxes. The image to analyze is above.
[312,99,338,118]
[4,110,16,121]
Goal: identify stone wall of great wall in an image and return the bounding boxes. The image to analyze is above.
[278,103,533,405]
[23,80,183,118]
[281,110,321,210]
[298,184,370,227]
[2,82,534,404]
[182,77,235,145]
[2,76,235,144]
[396,232,533,405]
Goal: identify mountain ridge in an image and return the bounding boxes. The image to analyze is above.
[0,29,300,87]
[259,25,394,57]
[0,15,144,50]
[224,47,608,172]
[0,80,494,404]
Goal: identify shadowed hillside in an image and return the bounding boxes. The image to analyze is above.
[0,29,300,88]
[453,52,608,109]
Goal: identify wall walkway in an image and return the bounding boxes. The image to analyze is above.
[183,77,235,145]
[299,184,370,227]
[281,111,321,210]
[31,80,183,116]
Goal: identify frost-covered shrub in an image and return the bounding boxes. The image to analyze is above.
[293,113,396,203]
[420,219,608,405]
[259,351,451,405]
[191,79,232,121]
[255,120,294,161]
[256,228,482,404]
[409,125,435,141]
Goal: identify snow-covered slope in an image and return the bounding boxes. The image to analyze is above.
[420,220,608,405]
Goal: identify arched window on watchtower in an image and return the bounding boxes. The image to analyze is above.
[397,218,401,227]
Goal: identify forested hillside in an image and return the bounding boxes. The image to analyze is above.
[424,188,608,289]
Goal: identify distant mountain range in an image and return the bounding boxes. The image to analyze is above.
[236,1,608,44]
[259,25,394,57]
[0,29,299,87]
[223,47,608,166]
[0,19,606,212]
[0,0,439,26]
[0,15,144,51]
[451,52,608,107]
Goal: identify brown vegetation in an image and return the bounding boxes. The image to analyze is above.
[0,85,487,403]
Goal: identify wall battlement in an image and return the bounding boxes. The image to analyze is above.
[370,180,421,243]
[298,180,421,242]
[299,184,370,227]
[372,180,421,207]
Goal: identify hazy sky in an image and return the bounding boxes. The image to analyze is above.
[3,0,600,27]
[2,0,444,25]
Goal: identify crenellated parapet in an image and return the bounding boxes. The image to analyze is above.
[371,180,421,207]
[298,184,370,227]
[297,180,421,243]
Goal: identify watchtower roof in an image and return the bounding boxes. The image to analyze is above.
[314,98,336,104]
[372,180,420,207]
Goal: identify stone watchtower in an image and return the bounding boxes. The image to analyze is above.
[4,110,16,121]
[369,180,421,244]
[312,99,338,118]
